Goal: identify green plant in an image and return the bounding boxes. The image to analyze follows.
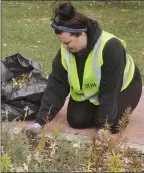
[1,106,144,172]
[52,124,64,138]
[1,120,144,172]
[1,122,31,167]
[84,107,138,172]
[87,161,95,172]
[1,153,12,172]
[130,152,143,171]
[106,152,124,172]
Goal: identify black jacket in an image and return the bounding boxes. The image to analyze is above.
[35,19,139,127]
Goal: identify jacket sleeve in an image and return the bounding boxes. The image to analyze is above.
[35,50,70,126]
[95,38,126,128]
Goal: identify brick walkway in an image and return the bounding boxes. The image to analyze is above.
[14,87,144,146]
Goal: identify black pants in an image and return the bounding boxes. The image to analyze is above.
[67,67,142,133]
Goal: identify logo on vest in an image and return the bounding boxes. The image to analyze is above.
[84,83,97,88]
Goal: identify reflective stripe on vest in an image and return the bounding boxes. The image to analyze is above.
[122,54,135,91]
[61,31,135,105]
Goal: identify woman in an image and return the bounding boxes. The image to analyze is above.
[23,2,142,135]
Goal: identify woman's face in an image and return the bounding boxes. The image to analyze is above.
[57,32,87,53]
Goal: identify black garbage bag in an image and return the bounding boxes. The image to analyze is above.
[1,61,14,101]
[1,53,48,122]
[1,53,47,102]
[1,61,14,83]
[1,101,39,121]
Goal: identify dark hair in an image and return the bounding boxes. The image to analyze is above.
[51,2,89,36]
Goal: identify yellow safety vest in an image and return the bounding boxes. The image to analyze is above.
[61,31,135,105]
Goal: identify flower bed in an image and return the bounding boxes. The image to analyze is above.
[2,121,144,172]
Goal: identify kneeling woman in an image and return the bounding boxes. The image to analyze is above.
[23,2,142,134]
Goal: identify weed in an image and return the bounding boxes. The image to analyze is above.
[52,124,64,139]
[35,126,46,155]
[1,153,12,172]
[106,153,124,172]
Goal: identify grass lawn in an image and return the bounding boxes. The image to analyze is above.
[2,1,144,83]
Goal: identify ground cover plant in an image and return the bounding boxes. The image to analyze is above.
[1,108,144,172]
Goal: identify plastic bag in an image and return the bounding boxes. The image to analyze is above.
[1,53,48,121]
[1,101,39,121]
[1,53,47,102]
[1,61,14,83]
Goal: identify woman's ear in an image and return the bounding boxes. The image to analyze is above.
[78,32,84,39]
[80,32,87,41]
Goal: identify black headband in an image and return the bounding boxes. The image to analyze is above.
[51,22,87,33]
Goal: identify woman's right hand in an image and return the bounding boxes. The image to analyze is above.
[21,123,42,135]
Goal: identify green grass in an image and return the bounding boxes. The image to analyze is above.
[2,1,144,83]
